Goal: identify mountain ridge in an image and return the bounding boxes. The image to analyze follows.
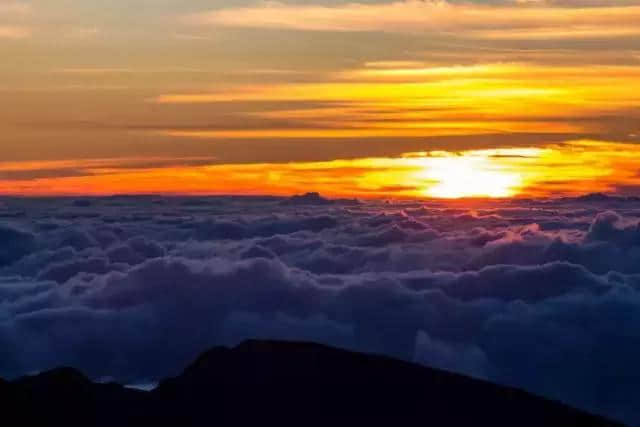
[1,339,620,426]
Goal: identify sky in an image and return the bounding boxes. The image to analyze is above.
[1,0,640,197]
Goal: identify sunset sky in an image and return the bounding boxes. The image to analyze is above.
[2,0,640,197]
[5,4,640,422]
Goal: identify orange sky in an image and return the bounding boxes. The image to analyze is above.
[1,1,640,198]
[2,140,640,199]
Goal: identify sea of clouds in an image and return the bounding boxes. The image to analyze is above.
[1,193,640,423]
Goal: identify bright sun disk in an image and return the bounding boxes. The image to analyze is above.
[418,155,523,198]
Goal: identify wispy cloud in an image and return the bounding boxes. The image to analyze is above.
[0,25,30,38]
[51,67,208,75]
[153,62,640,138]
[52,67,136,74]
[0,2,31,38]
[0,157,219,182]
[68,27,99,40]
[188,1,640,39]
[0,2,31,15]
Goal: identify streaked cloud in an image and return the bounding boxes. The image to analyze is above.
[0,157,218,182]
[0,25,30,38]
[0,2,31,15]
[152,62,640,140]
[67,26,99,40]
[0,2,31,38]
[190,1,640,39]
[52,68,137,74]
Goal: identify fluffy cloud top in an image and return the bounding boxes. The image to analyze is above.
[1,195,640,423]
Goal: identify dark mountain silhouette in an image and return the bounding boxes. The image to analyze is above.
[280,192,361,206]
[1,340,620,426]
[560,193,640,204]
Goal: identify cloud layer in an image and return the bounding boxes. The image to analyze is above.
[1,195,640,423]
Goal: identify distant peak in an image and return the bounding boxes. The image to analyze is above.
[280,192,332,205]
[576,193,612,201]
[280,192,361,206]
[235,338,332,352]
[16,367,90,386]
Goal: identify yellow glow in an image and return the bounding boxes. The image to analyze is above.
[415,154,523,198]
[153,62,640,140]
[2,141,640,199]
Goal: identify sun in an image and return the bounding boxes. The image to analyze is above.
[416,152,523,198]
